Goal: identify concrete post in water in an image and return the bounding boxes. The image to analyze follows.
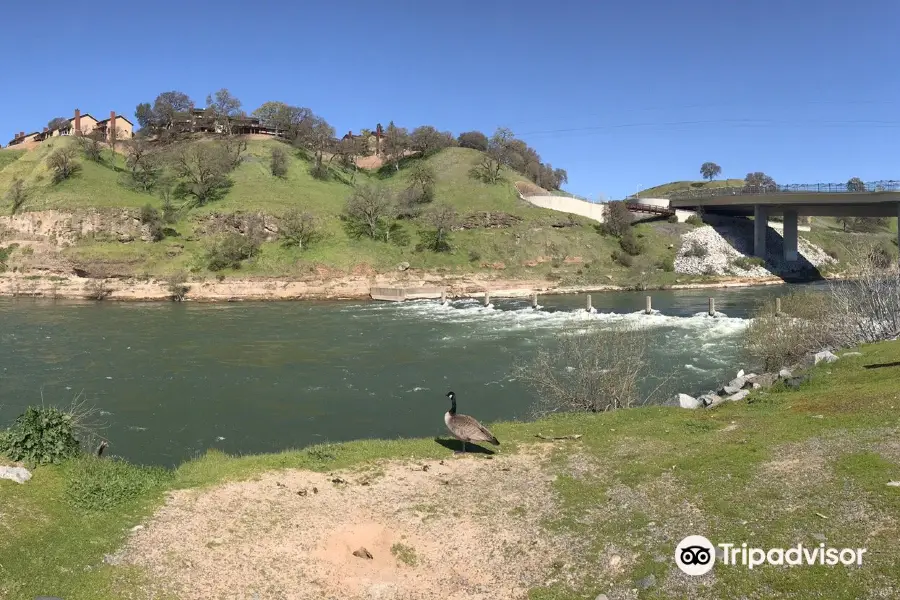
[441,289,447,305]
[586,294,592,313]
[708,297,716,317]
[645,295,652,315]
[531,292,538,309]
[775,296,782,316]
[484,292,491,307]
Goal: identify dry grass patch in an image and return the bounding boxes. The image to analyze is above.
[121,448,574,600]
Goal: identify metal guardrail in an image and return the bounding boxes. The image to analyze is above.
[624,202,675,216]
[665,180,900,201]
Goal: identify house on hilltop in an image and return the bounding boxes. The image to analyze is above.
[6,109,134,147]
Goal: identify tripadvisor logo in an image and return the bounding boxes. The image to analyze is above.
[675,535,867,575]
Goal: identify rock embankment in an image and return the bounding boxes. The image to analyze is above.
[675,221,834,277]
[674,350,845,410]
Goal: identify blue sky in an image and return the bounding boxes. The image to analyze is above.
[2,0,898,199]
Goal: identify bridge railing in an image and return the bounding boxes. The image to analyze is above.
[666,179,900,200]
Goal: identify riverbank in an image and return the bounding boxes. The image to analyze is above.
[0,269,799,302]
[2,339,898,599]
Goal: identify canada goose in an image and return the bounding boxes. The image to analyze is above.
[444,391,499,453]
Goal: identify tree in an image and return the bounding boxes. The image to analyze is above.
[279,209,321,250]
[381,121,409,171]
[343,184,398,241]
[47,117,70,132]
[270,146,288,178]
[47,147,80,183]
[152,91,193,130]
[457,131,489,151]
[846,177,866,192]
[206,88,243,134]
[407,162,436,203]
[134,103,155,130]
[553,168,569,189]
[745,172,776,188]
[294,114,335,179]
[5,178,26,214]
[124,138,160,191]
[252,102,312,136]
[601,201,632,237]
[471,154,503,184]
[173,142,233,207]
[700,162,722,181]
[419,203,458,252]
[79,129,105,162]
[222,135,248,169]
[107,119,119,157]
[410,126,450,157]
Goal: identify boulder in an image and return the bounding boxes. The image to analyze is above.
[636,574,656,590]
[699,393,722,408]
[728,390,750,402]
[397,262,410,272]
[0,466,32,484]
[676,393,701,409]
[778,368,793,379]
[785,375,809,389]
[727,376,747,390]
[720,384,742,396]
[736,369,745,378]
[814,350,838,365]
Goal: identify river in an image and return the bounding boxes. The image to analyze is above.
[0,285,818,466]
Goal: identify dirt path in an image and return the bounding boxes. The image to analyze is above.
[118,448,573,600]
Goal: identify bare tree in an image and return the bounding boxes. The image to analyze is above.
[846,177,865,192]
[700,162,722,181]
[471,154,502,184]
[173,142,232,207]
[252,102,312,137]
[294,115,335,178]
[79,130,105,162]
[601,201,633,237]
[343,184,398,241]
[410,125,450,157]
[407,162,436,203]
[222,136,247,169]
[279,209,321,250]
[517,323,651,415]
[124,138,160,191]
[47,147,80,183]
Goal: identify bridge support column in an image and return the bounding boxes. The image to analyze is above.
[783,209,798,262]
[753,205,769,259]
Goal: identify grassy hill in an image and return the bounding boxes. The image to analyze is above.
[0,138,689,286]
[637,178,745,198]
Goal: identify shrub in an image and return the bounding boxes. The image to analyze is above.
[732,256,765,270]
[457,131,489,151]
[5,178,26,214]
[601,201,632,237]
[167,272,190,301]
[658,255,675,272]
[139,203,165,241]
[85,278,112,300]
[279,209,322,250]
[47,147,80,183]
[517,323,650,415]
[206,232,262,271]
[468,250,482,262]
[611,249,633,267]
[683,241,708,258]
[685,214,704,226]
[619,231,645,256]
[271,146,288,178]
[744,290,837,371]
[667,213,679,223]
[66,457,170,511]
[0,406,80,464]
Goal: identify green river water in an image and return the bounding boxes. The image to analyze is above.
[0,284,817,466]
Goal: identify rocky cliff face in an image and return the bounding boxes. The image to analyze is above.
[0,209,151,245]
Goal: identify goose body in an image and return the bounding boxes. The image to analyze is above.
[444,391,499,452]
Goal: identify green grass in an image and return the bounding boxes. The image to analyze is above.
[637,178,745,198]
[3,340,899,598]
[0,148,25,171]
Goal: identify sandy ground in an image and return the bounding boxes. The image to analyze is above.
[117,447,575,600]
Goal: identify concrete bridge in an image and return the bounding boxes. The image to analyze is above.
[665,180,900,261]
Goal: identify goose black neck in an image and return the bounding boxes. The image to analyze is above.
[449,396,456,415]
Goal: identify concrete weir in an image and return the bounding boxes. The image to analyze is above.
[370,287,445,302]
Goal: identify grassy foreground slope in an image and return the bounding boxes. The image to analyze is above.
[1,139,692,285]
[2,340,899,599]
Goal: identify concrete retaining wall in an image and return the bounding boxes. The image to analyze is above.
[522,195,606,223]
